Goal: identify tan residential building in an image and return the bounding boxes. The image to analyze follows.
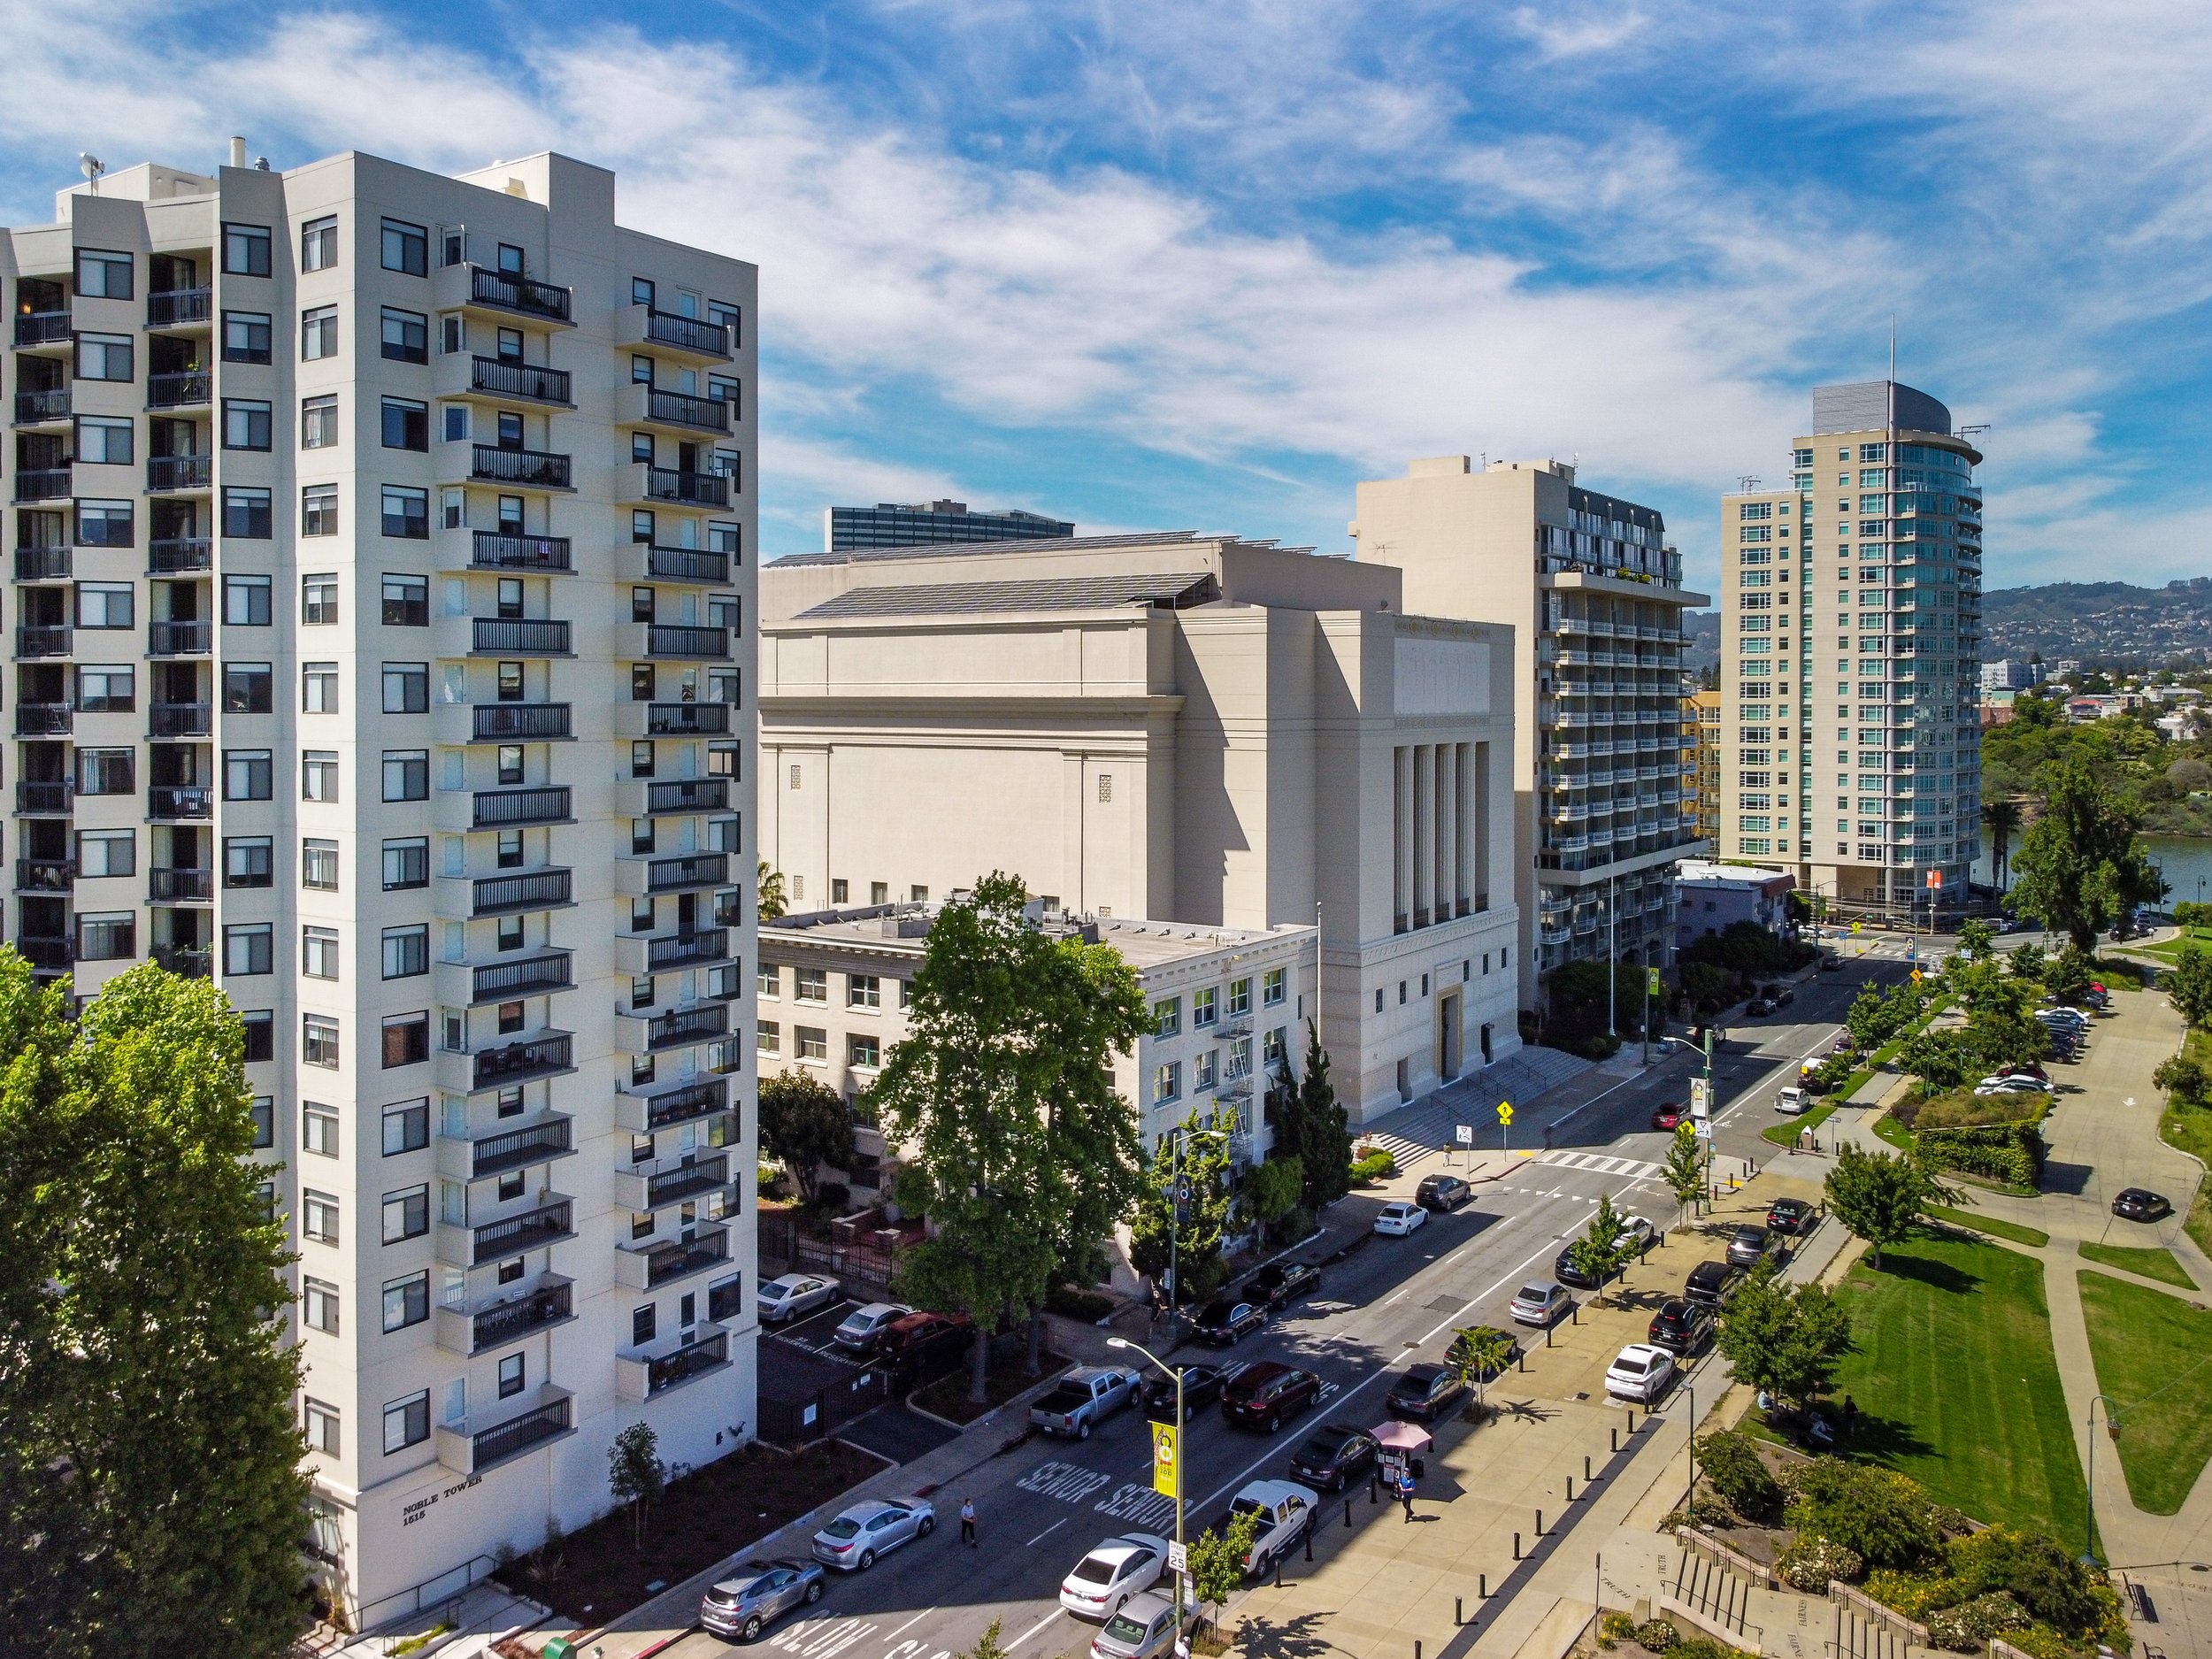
[2,143,757,1622]
[1350,458,1708,1008]
[758,902,1317,1208]
[1686,688,1722,843]
[1717,382,1982,920]
[758,531,1522,1122]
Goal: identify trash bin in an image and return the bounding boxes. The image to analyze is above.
[542,1640,577,1659]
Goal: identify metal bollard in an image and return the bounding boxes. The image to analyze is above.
[1571,1302,1578,1325]
[1628,1408,1636,1433]
[1536,1509,1544,1536]
[1513,1532,1522,1560]
[1585,1455,1592,1480]
[1416,1644,1422,1659]
[1518,1350,1527,1372]
[1455,1597,1463,1626]
[1611,1427,1618,1452]
[1370,1476,1378,1505]
[1306,1527,1314,1563]
[1567,1476,1575,1502]
[1480,1572,1488,1599]
[1274,1555,1283,1587]
[1545,1321,1553,1348]
[1345,1499,1353,1528]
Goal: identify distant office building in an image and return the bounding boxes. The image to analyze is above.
[1980,660,2040,693]
[1718,380,1983,920]
[826,499,1073,552]
[1685,689,1722,843]
[1674,859,1795,948]
[1351,457,1706,1005]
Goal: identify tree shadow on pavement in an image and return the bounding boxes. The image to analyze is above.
[2040,1161,2093,1195]
[1238,1609,1345,1659]
[1491,1397,1560,1424]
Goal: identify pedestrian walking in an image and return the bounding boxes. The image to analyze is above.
[1397,1466,1416,1524]
[961,1496,977,1547]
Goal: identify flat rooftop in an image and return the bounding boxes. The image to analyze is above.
[762,903,1312,970]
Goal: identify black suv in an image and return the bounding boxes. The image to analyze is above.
[1241,1259,1322,1310]
[1684,1259,1745,1307]
[1647,1298,1716,1356]
[1221,1361,1321,1432]
[1287,1424,1377,1492]
[1386,1363,1468,1422]
[1766,1197,1816,1235]
[1416,1173,1472,1212]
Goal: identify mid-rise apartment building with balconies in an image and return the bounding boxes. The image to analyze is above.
[1717,382,1982,919]
[2,142,757,1623]
[1351,457,1707,1009]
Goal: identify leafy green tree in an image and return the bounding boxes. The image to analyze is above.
[1267,1021,1350,1211]
[2043,941,2097,1007]
[1785,1462,1939,1570]
[1696,1429,1782,1517]
[757,861,787,922]
[1663,1121,1707,1221]
[1898,1027,1973,1093]
[871,874,1150,1400]
[2154,1053,2208,1103]
[2007,941,2047,982]
[960,1619,1011,1659]
[1567,1190,1632,1296]
[1845,982,1892,1051]
[1957,918,1995,961]
[1983,798,2023,892]
[757,1068,858,1210]
[1825,1143,1951,1269]
[2167,943,2212,1028]
[1186,1506,1261,1633]
[1130,1108,1239,1310]
[1962,1006,2054,1075]
[1239,1155,1303,1239]
[1678,961,1734,1015]
[607,1421,666,1548]
[2008,757,2164,949]
[0,956,311,1659]
[1715,1265,1854,1412]
[1448,1325,1519,1416]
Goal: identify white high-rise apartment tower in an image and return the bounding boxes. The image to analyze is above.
[1718,381,1982,919]
[2,145,757,1619]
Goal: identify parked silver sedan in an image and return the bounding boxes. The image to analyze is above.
[810,1496,936,1571]
[700,1558,826,1641]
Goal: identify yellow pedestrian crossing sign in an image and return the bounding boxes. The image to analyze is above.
[1496,1101,1514,1126]
[1152,1421,1179,1496]
[1851,921,1862,935]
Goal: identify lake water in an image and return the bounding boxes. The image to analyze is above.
[1978,828,2212,908]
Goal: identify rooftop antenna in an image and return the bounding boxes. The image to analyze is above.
[1889,314,1897,384]
[1738,475,1762,492]
[79,154,104,194]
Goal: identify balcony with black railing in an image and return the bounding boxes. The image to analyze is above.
[148,620,212,655]
[467,950,574,1002]
[16,626,71,659]
[628,464,729,508]
[641,624,731,660]
[15,703,71,735]
[465,1114,576,1179]
[618,701,731,738]
[614,926,733,976]
[464,702,572,742]
[152,942,212,979]
[458,1196,575,1266]
[14,388,70,425]
[445,1277,575,1355]
[150,701,211,737]
[614,1151,731,1212]
[447,1388,573,1474]
[13,468,70,503]
[147,287,212,327]
[467,530,572,572]
[147,454,212,493]
[463,265,573,325]
[16,311,72,348]
[149,537,212,572]
[615,1076,730,1136]
[149,786,213,820]
[621,776,729,816]
[461,785,572,830]
[17,781,73,814]
[16,544,71,580]
[463,444,572,490]
[624,307,733,359]
[628,852,729,895]
[471,617,571,656]
[641,544,730,583]
[149,866,213,902]
[628,1002,731,1053]
[146,371,211,410]
[467,1032,576,1090]
[468,867,574,916]
[626,384,732,434]
[15,857,72,894]
[618,1328,731,1402]
[617,1223,731,1290]
[19,935,73,969]
[466,355,572,406]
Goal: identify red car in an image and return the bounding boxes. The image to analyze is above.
[1651,1102,1687,1132]
[874,1310,973,1363]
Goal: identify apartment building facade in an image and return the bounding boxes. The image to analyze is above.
[1685,688,1721,844]
[826,498,1073,552]
[2,145,757,1620]
[1717,382,1983,919]
[757,531,1522,1122]
[758,903,1317,1212]
[1350,457,1707,1008]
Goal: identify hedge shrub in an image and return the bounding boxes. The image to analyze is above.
[1916,1120,2046,1186]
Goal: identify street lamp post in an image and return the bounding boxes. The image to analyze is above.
[2084,1394,2120,1565]
[1110,1337,1188,1635]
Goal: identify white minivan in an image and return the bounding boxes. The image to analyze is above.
[1775,1086,1809,1116]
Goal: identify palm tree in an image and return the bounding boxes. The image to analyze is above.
[1984,797,2023,893]
[757,861,787,922]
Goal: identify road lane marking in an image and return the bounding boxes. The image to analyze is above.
[1027,1517,1068,1548]
[1005,1610,1064,1651]
[885,1611,932,1640]
[1018,1462,1114,1504]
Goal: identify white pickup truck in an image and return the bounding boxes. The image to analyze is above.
[1030,1366,1144,1440]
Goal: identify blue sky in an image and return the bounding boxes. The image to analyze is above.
[5,0,2208,594]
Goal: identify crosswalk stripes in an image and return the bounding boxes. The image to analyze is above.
[1537,1149,1664,1180]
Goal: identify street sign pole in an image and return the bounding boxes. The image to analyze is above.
[1497,1100,1514,1156]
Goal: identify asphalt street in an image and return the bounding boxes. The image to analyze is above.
[666,944,1939,1659]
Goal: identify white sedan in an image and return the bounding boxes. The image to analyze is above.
[1604,1342,1676,1403]
[1974,1073,2054,1097]
[757,1273,840,1325]
[1373,1201,1428,1237]
[1059,1532,1171,1619]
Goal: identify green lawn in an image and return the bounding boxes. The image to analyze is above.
[1831,1233,2088,1540]
[2077,1271,2212,1516]
[1763,1101,1839,1148]
[2078,1240,2198,1289]
[1873,1111,1916,1151]
[1926,1204,2049,1248]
